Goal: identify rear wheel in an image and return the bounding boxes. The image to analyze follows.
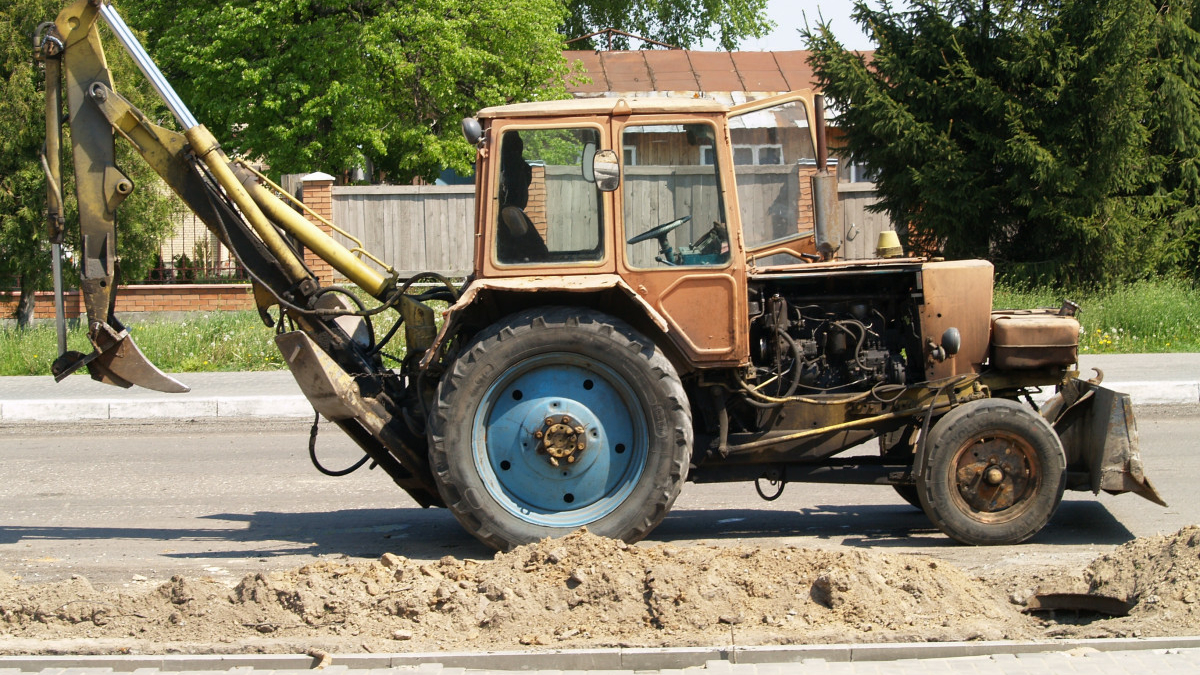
[916,398,1066,546]
[428,307,692,551]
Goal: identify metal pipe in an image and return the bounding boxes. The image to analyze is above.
[235,167,390,298]
[43,54,68,355]
[185,126,310,283]
[97,2,198,131]
[51,245,67,355]
[814,93,828,170]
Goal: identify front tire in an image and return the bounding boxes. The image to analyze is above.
[428,307,692,551]
[916,398,1066,546]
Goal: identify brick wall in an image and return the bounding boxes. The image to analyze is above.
[0,284,254,321]
[526,165,549,239]
[797,164,818,231]
[300,172,337,287]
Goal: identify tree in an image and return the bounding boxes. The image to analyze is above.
[122,0,573,182]
[2,0,180,326]
[1143,0,1200,277]
[563,0,772,50]
[805,1,1199,286]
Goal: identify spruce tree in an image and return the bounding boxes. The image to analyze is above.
[804,0,1192,286]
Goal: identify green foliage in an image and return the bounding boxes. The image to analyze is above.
[123,0,572,182]
[0,0,59,297]
[1,0,181,322]
[805,1,1200,286]
[563,0,772,50]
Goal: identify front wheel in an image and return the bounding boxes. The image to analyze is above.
[916,398,1066,546]
[428,307,692,551]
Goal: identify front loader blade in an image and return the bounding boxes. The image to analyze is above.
[1045,378,1165,506]
[58,322,190,393]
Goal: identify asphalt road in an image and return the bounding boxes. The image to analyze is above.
[1,406,1195,587]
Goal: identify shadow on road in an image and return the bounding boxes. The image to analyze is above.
[656,499,1135,549]
[0,498,1135,564]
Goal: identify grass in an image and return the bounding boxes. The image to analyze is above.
[0,311,287,376]
[1,279,1196,375]
[994,278,1200,354]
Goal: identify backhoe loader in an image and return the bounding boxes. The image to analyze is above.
[34,0,1163,551]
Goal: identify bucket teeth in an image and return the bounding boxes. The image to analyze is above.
[54,321,189,393]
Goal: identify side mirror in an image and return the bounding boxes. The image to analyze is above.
[461,118,484,147]
[593,149,620,192]
[582,142,597,182]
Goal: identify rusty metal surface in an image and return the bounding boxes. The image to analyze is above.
[564,49,819,95]
[991,310,1080,369]
[1047,378,1166,506]
[918,260,994,381]
[951,432,1037,518]
[478,97,729,118]
[1023,592,1133,617]
[421,275,672,370]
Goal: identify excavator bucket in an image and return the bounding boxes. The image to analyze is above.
[51,321,189,393]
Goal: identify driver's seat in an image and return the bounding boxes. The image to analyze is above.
[498,205,549,263]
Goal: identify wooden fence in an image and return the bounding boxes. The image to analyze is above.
[330,181,891,278]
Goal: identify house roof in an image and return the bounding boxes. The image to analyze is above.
[477,96,729,118]
[564,50,822,95]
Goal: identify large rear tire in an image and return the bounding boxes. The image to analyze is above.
[428,307,692,551]
[916,398,1066,546]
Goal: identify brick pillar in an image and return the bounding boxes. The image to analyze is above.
[301,172,336,287]
[797,164,818,231]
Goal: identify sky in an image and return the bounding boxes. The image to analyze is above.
[697,0,892,52]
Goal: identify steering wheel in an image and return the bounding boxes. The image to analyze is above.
[627,215,691,244]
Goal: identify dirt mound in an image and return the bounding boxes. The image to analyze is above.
[1079,525,1200,636]
[0,530,1038,653]
[11,527,1200,654]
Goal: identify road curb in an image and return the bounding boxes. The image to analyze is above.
[0,396,313,422]
[4,637,1200,672]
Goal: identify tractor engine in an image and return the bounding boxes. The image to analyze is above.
[747,281,922,396]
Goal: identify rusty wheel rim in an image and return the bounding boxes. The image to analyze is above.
[947,431,1042,524]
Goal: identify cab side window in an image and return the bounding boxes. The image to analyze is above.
[495,128,604,265]
[622,123,730,268]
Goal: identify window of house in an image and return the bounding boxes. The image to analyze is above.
[495,127,604,265]
[623,146,637,166]
[622,122,730,268]
[733,144,785,166]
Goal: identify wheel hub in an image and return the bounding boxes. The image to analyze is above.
[954,437,1035,513]
[535,414,587,466]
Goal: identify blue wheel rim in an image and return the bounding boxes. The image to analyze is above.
[471,352,649,528]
